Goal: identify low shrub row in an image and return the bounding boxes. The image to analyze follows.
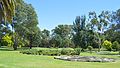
[97,51,119,55]
[20,48,81,56]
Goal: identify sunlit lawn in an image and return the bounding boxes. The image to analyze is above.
[0,48,120,68]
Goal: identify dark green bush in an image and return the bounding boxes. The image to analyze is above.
[20,48,81,56]
[61,48,75,55]
[0,43,1,47]
[49,49,61,56]
[87,46,93,53]
[30,49,38,55]
[97,51,119,55]
[112,41,120,51]
[20,49,38,55]
[40,49,60,56]
[74,48,81,55]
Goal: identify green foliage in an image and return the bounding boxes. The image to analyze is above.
[32,30,42,47]
[52,25,72,38]
[60,48,75,55]
[40,29,50,47]
[102,40,112,51]
[0,0,16,23]
[105,23,120,45]
[1,0,120,53]
[20,49,38,55]
[112,41,120,51]
[40,49,61,56]
[50,34,62,47]
[20,49,61,56]
[97,51,119,55]
[87,46,93,53]
[74,48,81,55]
[13,0,40,49]
[1,51,120,68]
[20,48,81,56]
[88,46,93,51]
[2,34,13,47]
[51,25,73,48]
[73,16,87,48]
[104,9,120,49]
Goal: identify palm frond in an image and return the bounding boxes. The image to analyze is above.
[0,0,16,24]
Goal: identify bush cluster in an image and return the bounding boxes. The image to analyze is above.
[102,40,112,51]
[20,48,81,56]
[97,51,119,55]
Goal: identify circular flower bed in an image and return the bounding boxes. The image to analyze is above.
[54,56,115,62]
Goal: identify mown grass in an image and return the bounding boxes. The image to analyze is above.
[0,47,120,68]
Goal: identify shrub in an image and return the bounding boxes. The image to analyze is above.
[60,48,75,55]
[102,40,112,51]
[2,34,13,47]
[97,51,119,55]
[49,49,61,56]
[30,49,38,55]
[20,48,81,56]
[20,49,38,55]
[74,48,81,55]
[87,46,93,53]
[20,48,61,56]
[40,49,60,56]
[112,41,120,51]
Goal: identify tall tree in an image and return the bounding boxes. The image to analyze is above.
[13,0,39,49]
[89,11,111,51]
[52,25,72,38]
[73,16,87,49]
[52,25,73,47]
[41,29,50,47]
[105,9,120,43]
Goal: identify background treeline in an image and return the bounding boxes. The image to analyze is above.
[0,0,120,51]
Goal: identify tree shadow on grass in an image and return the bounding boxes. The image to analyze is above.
[0,46,30,51]
[0,47,14,51]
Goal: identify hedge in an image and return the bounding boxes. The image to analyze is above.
[20,48,81,56]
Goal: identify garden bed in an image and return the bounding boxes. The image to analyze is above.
[54,56,115,62]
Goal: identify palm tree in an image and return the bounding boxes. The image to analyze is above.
[0,0,21,50]
[0,0,16,23]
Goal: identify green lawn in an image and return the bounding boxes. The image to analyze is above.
[0,48,120,68]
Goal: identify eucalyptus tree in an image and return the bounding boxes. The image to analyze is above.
[105,9,120,44]
[112,9,120,24]
[89,11,111,51]
[113,9,120,43]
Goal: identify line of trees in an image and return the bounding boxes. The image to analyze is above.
[0,0,120,51]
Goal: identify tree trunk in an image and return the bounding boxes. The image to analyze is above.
[29,34,32,49]
[98,38,101,52]
[13,44,17,50]
[98,32,101,52]
[12,24,17,50]
[13,37,17,50]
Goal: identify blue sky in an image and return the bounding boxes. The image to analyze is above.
[24,0,120,31]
